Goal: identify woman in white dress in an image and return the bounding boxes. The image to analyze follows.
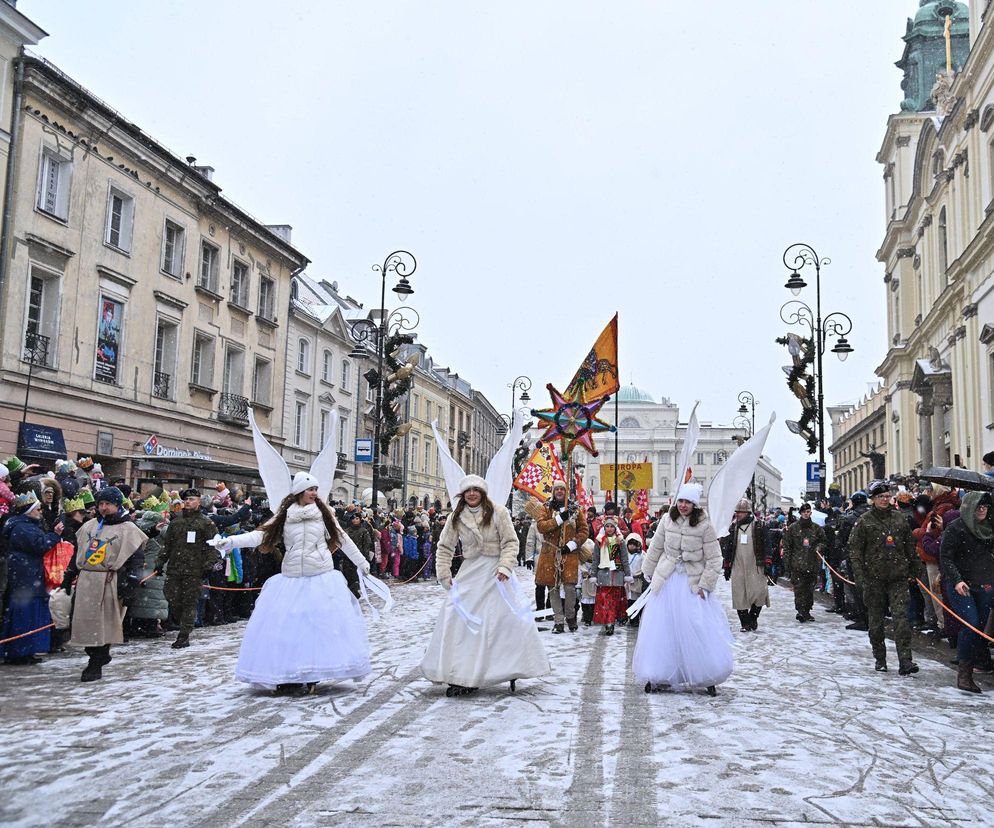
[421,474,550,696]
[633,482,733,697]
[216,471,372,696]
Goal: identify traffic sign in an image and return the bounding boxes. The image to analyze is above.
[355,437,373,463]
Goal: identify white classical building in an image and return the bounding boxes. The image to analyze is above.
[574,384,783,513]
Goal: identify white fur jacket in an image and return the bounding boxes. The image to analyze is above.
[434,502,518,587]
[642,511,721,594]
[227,504,368,578]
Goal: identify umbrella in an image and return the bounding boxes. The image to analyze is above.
[919,467,994,491]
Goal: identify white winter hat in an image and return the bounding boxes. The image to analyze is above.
[625,532,643,546]
[0,464,8,479]
[290,471,320,496]
[458,474,488,495]
[675,482,703,506]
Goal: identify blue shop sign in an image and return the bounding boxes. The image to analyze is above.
[18,422,67,459]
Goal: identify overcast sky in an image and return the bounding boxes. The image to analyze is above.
[23,0,921,497]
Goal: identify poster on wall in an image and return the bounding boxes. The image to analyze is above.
[95,295,123,384]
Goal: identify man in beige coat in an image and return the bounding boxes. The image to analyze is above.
[69,487,147,682]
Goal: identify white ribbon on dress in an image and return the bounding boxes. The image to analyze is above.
[495,574,534,622]
[449,579,482,634]
[358,572,394,622]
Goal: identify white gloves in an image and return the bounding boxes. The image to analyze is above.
[624,575,634,585]
[209,536,234,553]
[361,560,371,575]
[439,576,452,590]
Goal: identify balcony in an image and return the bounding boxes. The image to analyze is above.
[378,464,404,490]
[152,371,171,400]
[23,331,50,367]
[336,452,348,472]
[218,393,249,424]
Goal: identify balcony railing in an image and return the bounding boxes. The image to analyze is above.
[23,331,50,366]
[152,371,171,400]
[218,393,249,424]
[336,452,348,471]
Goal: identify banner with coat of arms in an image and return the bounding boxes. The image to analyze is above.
[512,443,566,501]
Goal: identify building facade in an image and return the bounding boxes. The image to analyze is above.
[875,1,994,475]
[575,384,783,513]
[0,55,307,493]
[828,386,888,496]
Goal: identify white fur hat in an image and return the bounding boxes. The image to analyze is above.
[458,474,488,495]
[625,532,643,546]
[675,482,703,506]
[290,471,320,495]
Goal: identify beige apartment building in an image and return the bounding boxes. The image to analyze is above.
[874,2,994,476]
[0,54,307,491]
[828,387,888,496]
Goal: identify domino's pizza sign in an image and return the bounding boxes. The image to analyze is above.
[143,435,159,456]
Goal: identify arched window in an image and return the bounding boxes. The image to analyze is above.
[341,358,351,387]
[297,338,310,374]
[620,417,641,429]
[938,206,949,278]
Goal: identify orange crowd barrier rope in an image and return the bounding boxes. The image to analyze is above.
[916,578,994,645]
[815,550,856,586]
[389,555,433,586]
[0,623,55,647]
[205,584,262,591]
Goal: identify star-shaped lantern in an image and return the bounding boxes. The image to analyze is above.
[531,384,616,457]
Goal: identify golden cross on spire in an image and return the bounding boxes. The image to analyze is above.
[944,14,953,74]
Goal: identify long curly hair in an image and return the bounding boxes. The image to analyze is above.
[259,493,341,553]
[451,493,494,528]
[669,503,704,527]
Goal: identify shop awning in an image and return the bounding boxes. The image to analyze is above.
[125,455,262,486]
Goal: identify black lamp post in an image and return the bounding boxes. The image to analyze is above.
[737,390,757,437]
[509,375,532,413]
[349,251,418,512]
[780,242,854,500]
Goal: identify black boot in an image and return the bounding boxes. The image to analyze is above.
[603,624,614,636]
[898,660,919,676]
[749,606,761,631]
[874,658,888,672]
[737,610,751,632]
[80,661,103,682]
[552,623,564,634]
[171,632,190,649]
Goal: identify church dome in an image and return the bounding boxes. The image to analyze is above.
[909,1,968,39]
[617,383,655,403]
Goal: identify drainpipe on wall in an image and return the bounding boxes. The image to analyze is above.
[0,54,26,326]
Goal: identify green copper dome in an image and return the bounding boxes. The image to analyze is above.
[617,384,655,403]
[896,1,970,113]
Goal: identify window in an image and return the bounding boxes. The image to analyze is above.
[294,401,307,447]
[366,380,374,403]
[620,417,641,428]
[105,187,135,252]
[424,441,431,477]
[198,241,220,292]
[322,349,333,383]
[338,414,349,454]
[258,276,275,321]
[320,409,331,447]
[938,206,949,279]
[231,259,250,307]
[94,295,125,384]
[222,345,244,395]
[24,268,60,368]
[252,357,272,404]
[713,452,724,465]
[297,338,311,374]
[152,318,178,400]
[411,435,420,472]
[161,220,185,277]
[36,148,72,220]
[191,331,215,387]
[341,358,351,387]
[696,452,705,466]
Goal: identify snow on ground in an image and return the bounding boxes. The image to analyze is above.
[1,571,992,827]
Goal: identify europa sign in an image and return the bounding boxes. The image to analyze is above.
[143,434,212,461]
[599,462,653,491]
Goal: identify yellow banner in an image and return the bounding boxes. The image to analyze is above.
[565,314,619,403]
[599,462,653,491]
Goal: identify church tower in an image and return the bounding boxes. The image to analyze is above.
[896,1,969,112]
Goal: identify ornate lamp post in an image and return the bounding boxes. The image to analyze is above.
[737,390,757,437]
[347,251,419,511]
[509,375,532,413]
[780,242,854,500]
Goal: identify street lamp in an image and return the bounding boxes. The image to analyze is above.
[737,390,757,436]
[509,375,532,412]
[779,242,854,500]
[349,250,419,512]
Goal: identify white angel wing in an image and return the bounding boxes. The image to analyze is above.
[707,412,776,539]
[248,407,291,506]
[674,400,701,495]
[309,408,340,502]
[431,418,464,505]
[485,407,523,507]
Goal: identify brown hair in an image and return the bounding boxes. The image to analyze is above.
[668,503,704,527]
[260,493,341,553]
[451,493,494,528]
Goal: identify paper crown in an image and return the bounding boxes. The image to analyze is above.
[63,496,86,513]
[77,457,94,470]
[14,491,40,512]
[79,489,95,506]
[4,455,26,473]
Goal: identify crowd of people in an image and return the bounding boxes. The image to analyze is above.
[2,450,993,697]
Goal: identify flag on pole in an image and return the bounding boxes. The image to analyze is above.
[633,488,649,520]
[674,401,700,496]
[513,443,567,500]
[575,471,595,512]
[707,412,777,539]
[564,313,619,403]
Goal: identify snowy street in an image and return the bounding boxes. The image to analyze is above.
[1,571,991,828]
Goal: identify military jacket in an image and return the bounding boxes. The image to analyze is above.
[782,520,827,575]
[155,510,218,577]
[848,506,920,583]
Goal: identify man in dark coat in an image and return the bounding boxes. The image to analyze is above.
[153,489,218,649]
[782,502,827,623]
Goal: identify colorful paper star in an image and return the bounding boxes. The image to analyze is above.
[531,384,616,457]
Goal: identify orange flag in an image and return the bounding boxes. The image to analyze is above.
[564,314,619,403]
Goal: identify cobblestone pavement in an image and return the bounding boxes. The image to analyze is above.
[1,574,991,827]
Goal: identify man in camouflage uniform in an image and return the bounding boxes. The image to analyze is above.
[342,512,372,599]
[848,480,922,675]
[782,502,827,622]
[153,488,219,649]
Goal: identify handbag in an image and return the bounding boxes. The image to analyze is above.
[43,540,75,591]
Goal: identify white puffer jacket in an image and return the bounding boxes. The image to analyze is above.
[227,503,368,579]
[642,511,721,594]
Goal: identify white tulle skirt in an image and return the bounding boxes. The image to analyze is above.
[235,569,371,687]
[632,567,734,689]
[421,556,550,688]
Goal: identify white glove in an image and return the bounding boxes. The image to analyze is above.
[624,575,634,585]
[439,576,452,590]
[361,560,371,575]
[209,536,234,553]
